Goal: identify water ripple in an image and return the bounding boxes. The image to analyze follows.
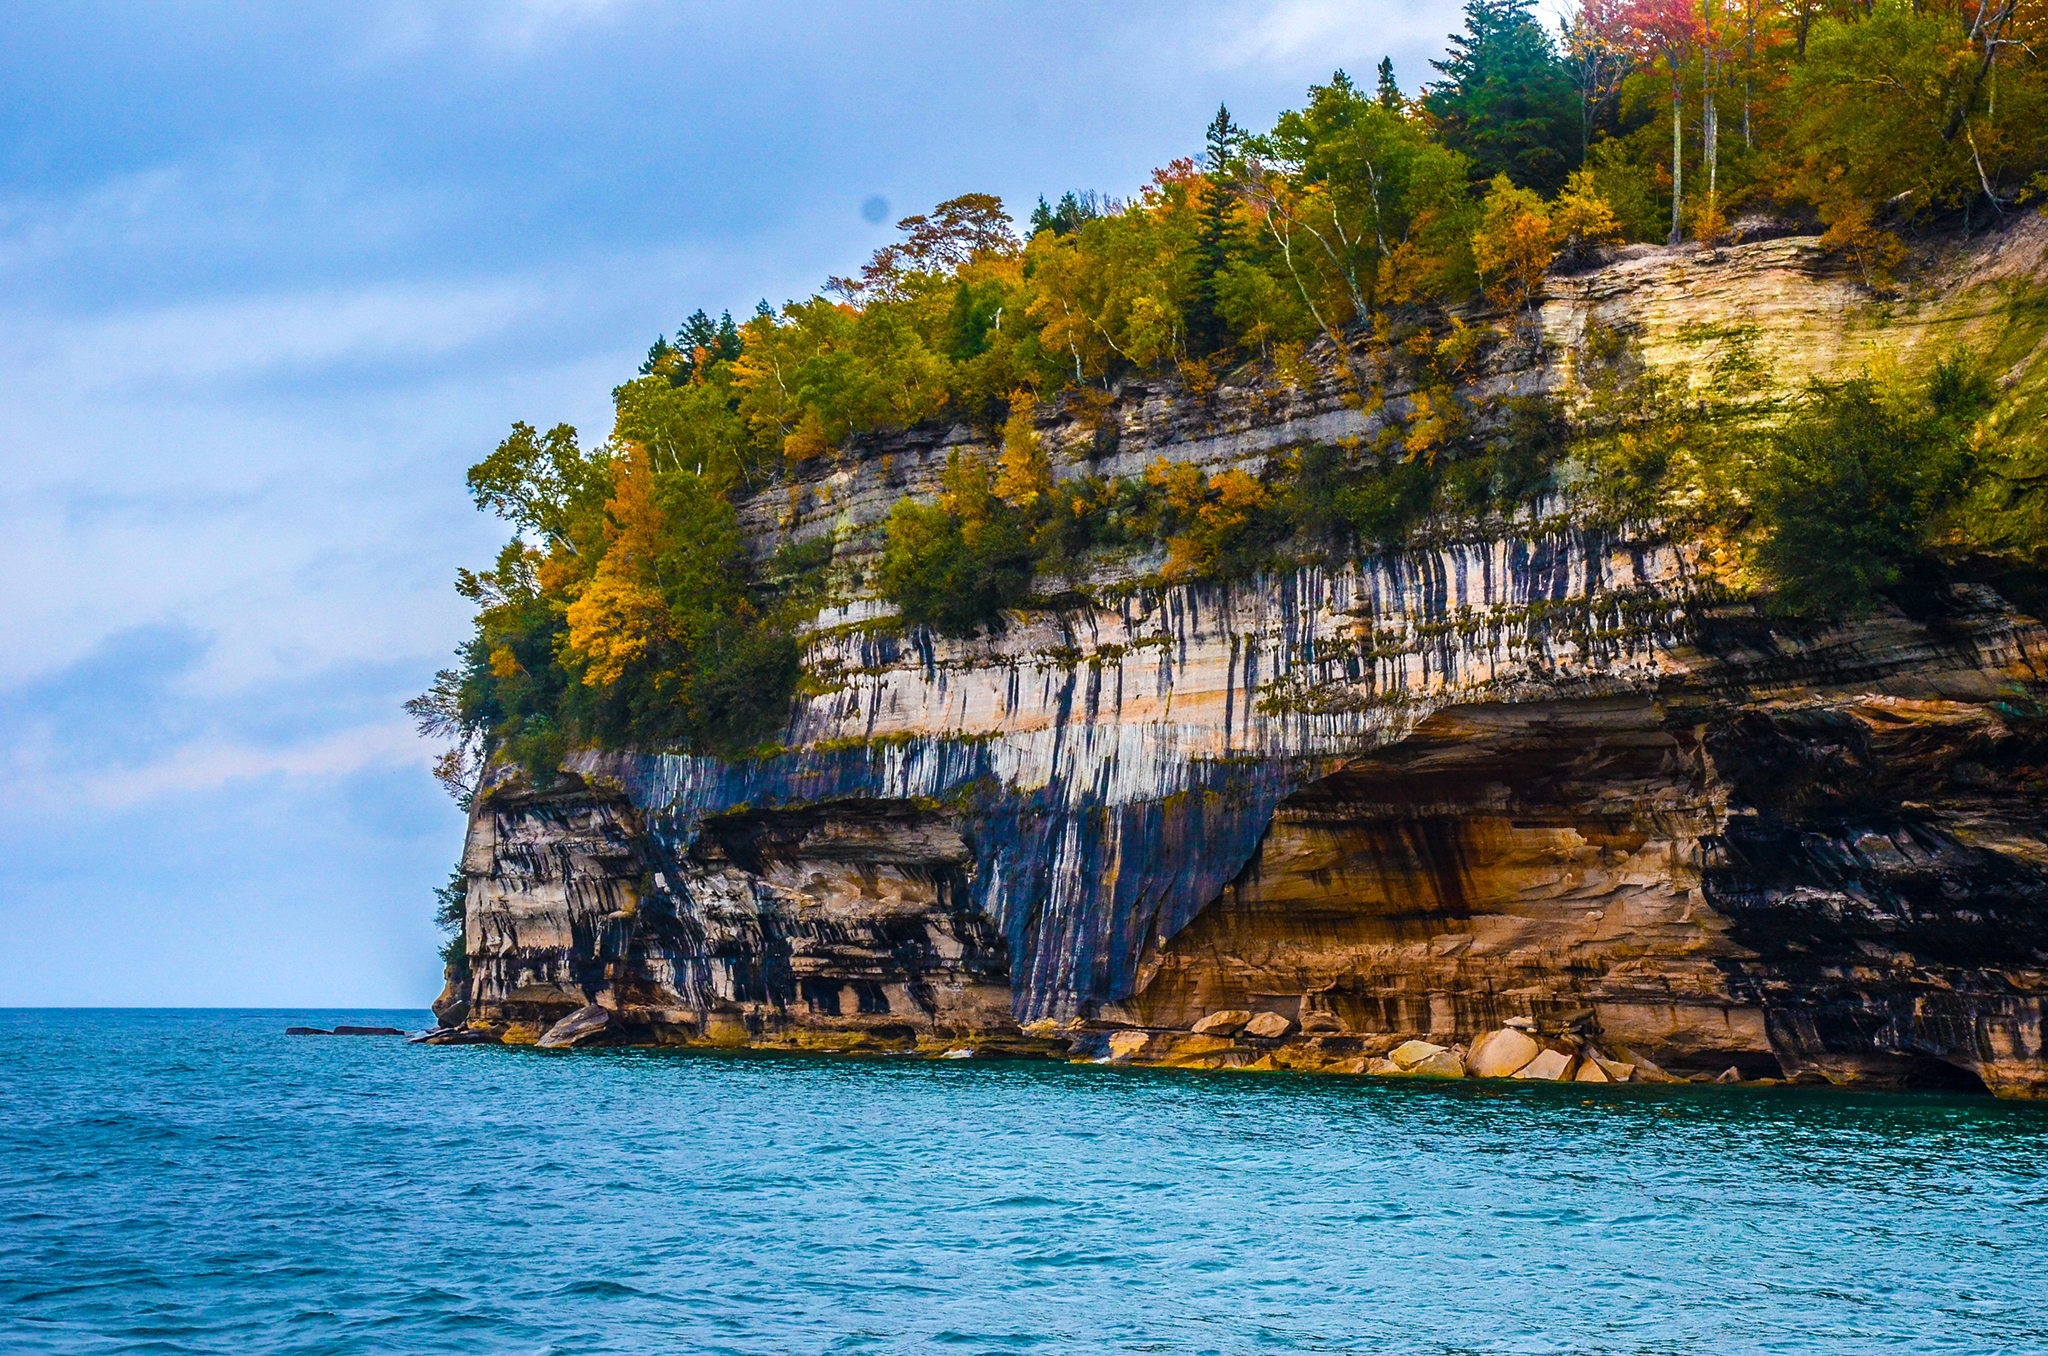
[2,1010,2046,1355]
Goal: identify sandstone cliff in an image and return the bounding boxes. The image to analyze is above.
[434,220,2048,1097]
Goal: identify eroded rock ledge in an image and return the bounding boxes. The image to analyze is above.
[436,557,2048,1096]
[434,228,2048,1097]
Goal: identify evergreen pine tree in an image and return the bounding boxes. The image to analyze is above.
[1186,104,1244,358]
[713,310,742,363]
[1423,0,1579,193]
[1376,56,1403,110]
[679,309,719,356]
[639,335,678,377]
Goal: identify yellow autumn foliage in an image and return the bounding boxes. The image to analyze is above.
[992,390,1052,511]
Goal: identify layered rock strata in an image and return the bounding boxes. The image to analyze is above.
[437,223,2048,1096]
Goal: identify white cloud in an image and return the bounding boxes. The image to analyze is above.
[2,277,545,395]
[1189,0,1580,87]
[0,220,825,699]
[0,150,437,283]
[3,717,429,810]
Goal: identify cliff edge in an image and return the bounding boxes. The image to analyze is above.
[433,223,2048,1096]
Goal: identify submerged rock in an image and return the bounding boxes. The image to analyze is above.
[284,1027,329,1036]
[1156,1034,1240,1067]
[330,1026,405,1037]
[410,1026,499,1045]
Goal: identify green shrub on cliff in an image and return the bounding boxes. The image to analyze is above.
[1746,360,1991,617]
[875,452,1037,636]
[870,388,1572,633]
[434,868,468,972]
[410,425,823,793]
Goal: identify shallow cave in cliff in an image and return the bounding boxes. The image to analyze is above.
[1109,697,2036,1093]
[1896,1059,1994,1095]
[1119,699,1725,1041]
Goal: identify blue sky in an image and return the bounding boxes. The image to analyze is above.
[0,0,1493,1006]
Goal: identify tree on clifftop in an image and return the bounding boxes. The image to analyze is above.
[1187,104,1247,358]
[1424,0,1580,194]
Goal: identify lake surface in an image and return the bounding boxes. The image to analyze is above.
[2,1009,2045,1355]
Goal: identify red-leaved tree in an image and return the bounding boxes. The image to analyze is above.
[1601,0,1705,242]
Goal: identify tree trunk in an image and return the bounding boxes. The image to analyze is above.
[1743,3,1758,149]
[1669,76,1685,245]
[1704,62,1719,207]
[1700,2,1719,220]
[1942,1,2016,144]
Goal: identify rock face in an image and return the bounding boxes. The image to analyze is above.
[442,224,2048,1097]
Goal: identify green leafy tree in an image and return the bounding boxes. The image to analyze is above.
[465,422,612,553]
[1253,72,1476,330]
[876,451,1036,635]
[434,868,468,969]
[1780,2,2048,235]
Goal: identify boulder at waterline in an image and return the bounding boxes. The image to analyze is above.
[1367,1046,1467,1078]
[1243,1012,1296,1040]
[1192,1010,1252,1036]
[1513,1049,1576,1081]
[536,1004,622,1049]
[1406,1050,1468,1078]
[1106,1030,1151,1062]
[1468,1028,1542,1078]
[1582,1049,1634,1083]
[1389,1039,1448,1069]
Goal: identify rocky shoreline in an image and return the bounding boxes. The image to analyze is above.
[413,1005,1889,1092]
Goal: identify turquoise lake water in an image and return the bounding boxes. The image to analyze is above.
[2,1009,2046,1355]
